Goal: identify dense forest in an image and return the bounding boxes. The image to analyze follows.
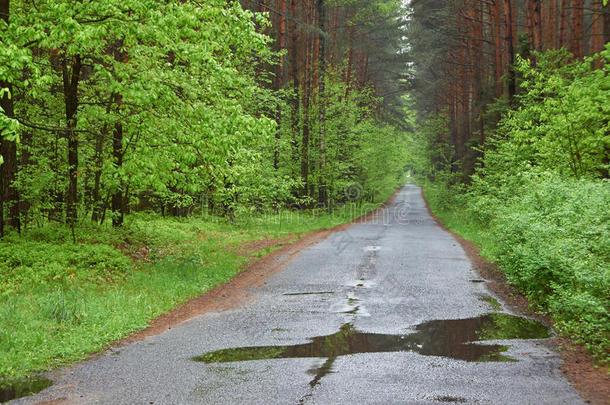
[0,0,608,386]
[0,0,409,239]
[409,0,609,178]
[407,0,609,362]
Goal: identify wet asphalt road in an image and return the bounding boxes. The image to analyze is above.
[15,185,584,404]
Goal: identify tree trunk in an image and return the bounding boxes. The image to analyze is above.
[492,0,504,96]
[560,0,569,47]
[317,0,327,207]
[503,0,516,100]
[571,0,584,59]
[19,130,32,229]
[550,0,559,49]
[111,119,124,227]
[605,2,610,44]
[591,0,605,66]
[345,22,355,98]
[533,0,541,52]
[289,0,300,178]
[0,0,20,234]
[300,80,309,199]
[62,55,82,229]
[274,0,287,171]
[90,127,105,222]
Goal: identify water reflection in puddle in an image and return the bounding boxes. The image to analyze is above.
[283,291,335,296]
[0,376,52,403]
[477,294,502,311]
[194,313,550,386]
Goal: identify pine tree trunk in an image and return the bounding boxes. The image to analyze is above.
[503,0,516,100]
[345,22,355,98]
[560,0,569,47]
[492,0,504,96]
[571,0,584,59]
[550,0,559,49]
[591,0,605,64]
[317,0,327,207]
[605,3,610,43]
[289,0,300,174]
[274,0,287,170]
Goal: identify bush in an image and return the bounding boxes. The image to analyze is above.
[480,176,609,359]
[427,175,610,363]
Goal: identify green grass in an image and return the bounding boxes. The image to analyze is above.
[0,194,393,379]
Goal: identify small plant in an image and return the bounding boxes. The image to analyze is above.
[45,287,86,325]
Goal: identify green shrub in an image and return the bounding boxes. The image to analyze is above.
[427,174,610,364]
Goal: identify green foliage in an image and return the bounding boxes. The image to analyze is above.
[1,0,282,222]
[1,0,409,225]
[487,47,610,179]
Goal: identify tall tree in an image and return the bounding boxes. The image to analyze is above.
[0,0,20,235]
[504,0,516,99]
[317,0,327,206]
[62,54,82,233]
[571,0,584,59]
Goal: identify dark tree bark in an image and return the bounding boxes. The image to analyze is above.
[492,0,504,96]
[19,130,32,229]
[289,0,300,173]
[0,0,20,235]
[605,2,610,44]
[111,119,124,227]
[62,54,82,232]
[591,0,605,59]
[317,0,327,206]
[503,0,516,100]
[571,0,584,59]
[560,0,569,47]
[273,0,287,170]
[90,126,105,222]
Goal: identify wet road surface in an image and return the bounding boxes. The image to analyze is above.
[11,185,584,404]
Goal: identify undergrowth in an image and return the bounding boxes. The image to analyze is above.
[424,177,610,365]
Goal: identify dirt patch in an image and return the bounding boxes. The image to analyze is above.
[420,188,609,405]
[230,236,295,257]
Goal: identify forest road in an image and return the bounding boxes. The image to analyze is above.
[16,185,584,405]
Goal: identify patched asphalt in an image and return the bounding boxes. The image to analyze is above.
[13,185,584,404]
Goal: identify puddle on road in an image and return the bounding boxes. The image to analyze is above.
[0,376,52,403]
[193,313,550,388]
[434,395,467,403]
[342,306,359,315]
[283,291,335,296]
[349,279,375,288]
